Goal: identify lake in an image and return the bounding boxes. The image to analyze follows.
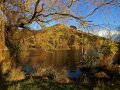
[18,50,83,80]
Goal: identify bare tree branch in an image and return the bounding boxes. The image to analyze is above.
[29,0,42,23]
[68,0,79,8]
[35,12,83,21]
[83,0,115,18]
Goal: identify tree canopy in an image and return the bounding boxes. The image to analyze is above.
[1,0,120,29]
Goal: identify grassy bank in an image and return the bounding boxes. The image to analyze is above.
[0,73,120,90]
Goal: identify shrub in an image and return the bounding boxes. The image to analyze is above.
[6,67,25,81]
[80,48,99,67]
[102,41,118,56]
[1,60,11,74]
[99,41,118,66]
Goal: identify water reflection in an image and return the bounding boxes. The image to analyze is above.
[18,50,82,78]
[19,50,81,68]
[67,68,81,80]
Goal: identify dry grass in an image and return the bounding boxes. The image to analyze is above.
[95,71,109,79]
[7,66,25,81]
[32,66,71,83]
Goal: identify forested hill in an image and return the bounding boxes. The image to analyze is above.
[10,24,117,52]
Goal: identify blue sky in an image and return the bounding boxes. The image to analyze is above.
[87,5,120,28]
[29,0,120,32]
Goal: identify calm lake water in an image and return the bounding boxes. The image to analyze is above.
[18,50,82,70]
[18,50,82,79]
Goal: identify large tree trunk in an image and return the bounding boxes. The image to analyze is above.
[0,0,5,62]
[0,17,6,62]
[0,12,6,82]
[0,1,10,65]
